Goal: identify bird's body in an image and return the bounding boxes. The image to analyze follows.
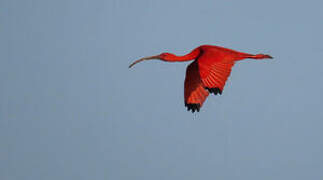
[129,45,272,112]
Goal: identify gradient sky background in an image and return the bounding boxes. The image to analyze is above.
[2,0,323,179]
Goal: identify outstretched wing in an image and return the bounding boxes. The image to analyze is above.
[197,55,235,95]
[184,61,209,112]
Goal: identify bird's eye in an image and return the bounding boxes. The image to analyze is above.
[160,53,167,58]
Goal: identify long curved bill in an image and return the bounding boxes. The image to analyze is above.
[129,55,160,68]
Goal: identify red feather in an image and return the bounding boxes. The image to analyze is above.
[130,45,273,112]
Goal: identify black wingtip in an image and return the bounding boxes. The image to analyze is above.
[185,103,201,113]
[205,87,222,95]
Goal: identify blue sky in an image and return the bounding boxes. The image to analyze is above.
[2,0,323,179]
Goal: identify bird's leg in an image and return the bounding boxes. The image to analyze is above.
[246,54,273,60]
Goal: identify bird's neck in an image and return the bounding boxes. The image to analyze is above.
[164,48,201,62]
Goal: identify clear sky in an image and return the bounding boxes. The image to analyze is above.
[2,0,323,179]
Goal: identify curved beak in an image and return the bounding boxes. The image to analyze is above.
[129,55,160,68]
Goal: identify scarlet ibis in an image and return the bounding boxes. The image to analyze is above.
[129,45,272,113]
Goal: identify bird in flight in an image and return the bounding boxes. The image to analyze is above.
[129,45,272,113]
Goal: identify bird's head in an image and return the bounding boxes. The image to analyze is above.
[129,53,173,68]
[159,53,174,60]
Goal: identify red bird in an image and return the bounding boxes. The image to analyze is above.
[129,45,272,112]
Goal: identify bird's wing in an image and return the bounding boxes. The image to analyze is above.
[198,56,235,95]
[184,61,209,112]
